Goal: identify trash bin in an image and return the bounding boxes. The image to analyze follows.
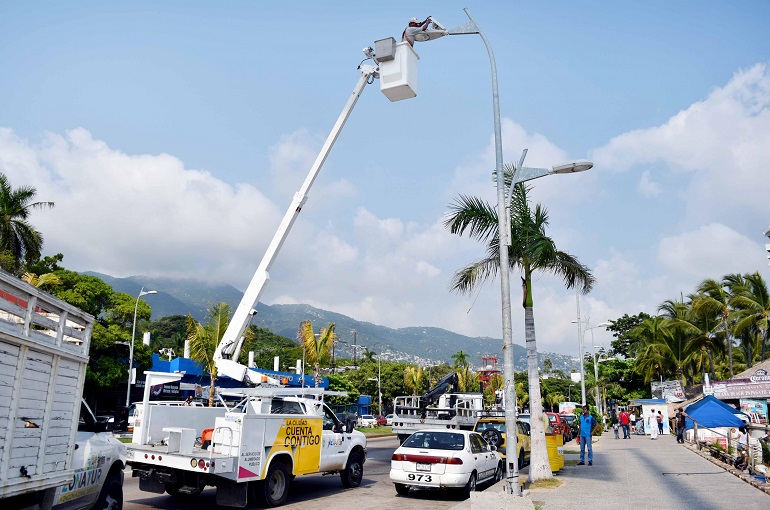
[546,433,565,472]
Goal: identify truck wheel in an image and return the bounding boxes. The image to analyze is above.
[340,451,363,488]
[255,462,290,507]
[397,434,409,444]
[93,473,123,510]
[394,483,410,495]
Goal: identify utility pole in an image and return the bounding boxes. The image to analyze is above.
[352,329,357,367]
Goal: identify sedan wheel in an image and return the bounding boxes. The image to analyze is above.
[463,472,477,497]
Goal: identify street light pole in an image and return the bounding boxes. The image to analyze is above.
[126,287,157,407]
[407,9,593,492]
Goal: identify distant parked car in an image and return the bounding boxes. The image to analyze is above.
[358,414,378,427]
[375,414,388,426]
[385,413,395,426]
[546,412,572,442]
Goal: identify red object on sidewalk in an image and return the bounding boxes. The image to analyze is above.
[576,436,580,445]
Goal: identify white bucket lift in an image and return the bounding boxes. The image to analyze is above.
[375,38,419,102]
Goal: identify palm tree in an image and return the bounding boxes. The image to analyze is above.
[657,298,699,386]
[695,277,737,377]
[444,178,594,482]
[404,366,423,395]
[187,302,233,407]
[632,316,671,383]
[451,350,470,369]
[297,320,335,387]
[545,392,565,413]
[730,272,770,363]
[22,271,61,289]
[457,365,477,392]
[0,173,54,270]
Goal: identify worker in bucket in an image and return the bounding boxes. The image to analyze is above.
[402,16,432,46]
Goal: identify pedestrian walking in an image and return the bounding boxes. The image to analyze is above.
[613,417,620,439]
[619,409,631,439]
[675,407,686,443]
[630,411,636,434]
[657,410,664,435]
[649,408,659,440]
[577,405,600,465]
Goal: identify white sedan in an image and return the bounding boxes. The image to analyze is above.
[390,429,502,496]
[357,414,378,427]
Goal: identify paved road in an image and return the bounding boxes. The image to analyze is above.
[124,435,497,510]
[527,432,769,510]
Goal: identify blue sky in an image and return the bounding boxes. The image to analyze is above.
[2,1,769,358]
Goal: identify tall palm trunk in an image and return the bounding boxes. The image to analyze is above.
[722,313,733,377]
[706,348,715,381]
[762,327,767,363]
[524,304,551,480]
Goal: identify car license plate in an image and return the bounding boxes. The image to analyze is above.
[416,463,431,472]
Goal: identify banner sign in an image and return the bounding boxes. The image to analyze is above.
[651,380,685,402]
[134,379,181,399]
[711,369,770,400]
[739,398,768,424]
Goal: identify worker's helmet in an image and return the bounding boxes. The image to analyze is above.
[409,17,419,23]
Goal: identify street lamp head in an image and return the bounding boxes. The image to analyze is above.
[597,321,611,327]
[140,290,157,297]
[551,161,593,174]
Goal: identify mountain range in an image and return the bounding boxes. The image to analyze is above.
[85,272,578,372]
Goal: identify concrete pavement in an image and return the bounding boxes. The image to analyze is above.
[454,432,769,509]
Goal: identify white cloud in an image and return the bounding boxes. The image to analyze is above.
[591,64,770,229]
[3,128,281,284]
[638,169,661,197]
[657,223,762,287]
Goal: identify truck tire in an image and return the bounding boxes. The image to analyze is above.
[340,451,363,488]
[254,461,290,507]
[93,473,123,510]
[394,483,410,495]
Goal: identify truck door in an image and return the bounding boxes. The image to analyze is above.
[53,402,106,510]
[318,404,347,471]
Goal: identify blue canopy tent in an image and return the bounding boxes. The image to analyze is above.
[684,395,745,430]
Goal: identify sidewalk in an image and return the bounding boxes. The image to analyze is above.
[523,433,770,510]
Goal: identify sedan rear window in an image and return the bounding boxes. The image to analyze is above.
[402,432,465,451]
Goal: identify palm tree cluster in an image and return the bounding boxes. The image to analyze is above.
[632,273,769,386]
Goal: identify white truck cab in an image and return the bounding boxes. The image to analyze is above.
[52,401,126,510]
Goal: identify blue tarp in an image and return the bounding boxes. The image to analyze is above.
[684,395,745,430]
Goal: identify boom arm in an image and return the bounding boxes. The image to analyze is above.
[422,372,459,407]
[214,64,378,385]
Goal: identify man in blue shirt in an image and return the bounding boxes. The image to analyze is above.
[578,405,599,465]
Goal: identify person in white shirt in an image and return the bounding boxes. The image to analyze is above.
[648,408,658,439]
[402,16,432,46]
